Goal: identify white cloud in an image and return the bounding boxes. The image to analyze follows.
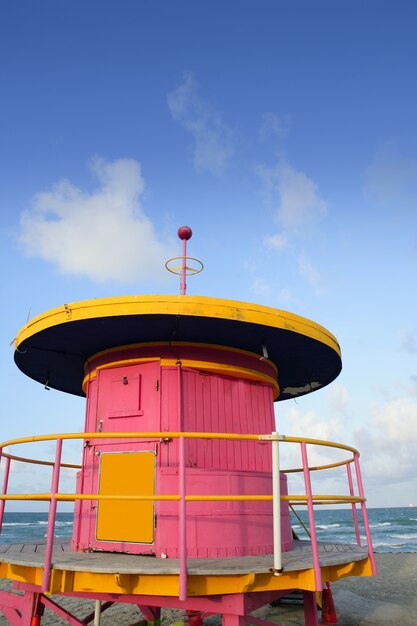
[283,406,343,442]
[278,287,295,305]
[298,254,326,295]
[257,160,327,232]
[355,398,417,486]
[250,281,298,308]
[6,452,78,513]
[400,328,417,353]
[167,73,234,175]
[406,375,417,396]
[259,112,290,141]
[263,233,287,249]
[251,277,272,298]
[326,384,350,415]
[279,402,345,473]
[277,390,417,507]
[276,385,354,500]
[365,147,417,210]
[18,157,169,283]
[372,397,417,443]
[257,161,327,293]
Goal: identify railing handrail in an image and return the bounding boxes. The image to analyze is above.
[1,451,81,469]
[0,431,359,474]
[0,431,366,507]
[0,492,366,503]
[0,430,360,451]
[0,430,376,596]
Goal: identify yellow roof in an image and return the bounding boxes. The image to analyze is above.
[14,294,341,400]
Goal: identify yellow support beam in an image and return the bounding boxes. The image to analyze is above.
[0,557,374,597]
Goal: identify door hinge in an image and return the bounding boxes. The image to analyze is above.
[155,379,159,391]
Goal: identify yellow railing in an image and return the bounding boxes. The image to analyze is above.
[0,431,375,595]
[0,431,363,506]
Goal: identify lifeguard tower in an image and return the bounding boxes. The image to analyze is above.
[0,227,376,626]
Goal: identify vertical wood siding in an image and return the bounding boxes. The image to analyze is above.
[182,368,274,471]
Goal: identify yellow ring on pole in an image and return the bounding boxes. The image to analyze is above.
[165,256,204,276]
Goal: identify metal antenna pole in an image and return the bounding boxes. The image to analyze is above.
[165,226,202,293]
[177,226,192,296]
[181,236,187,295]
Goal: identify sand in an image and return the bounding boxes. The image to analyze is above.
[0,553,416,625]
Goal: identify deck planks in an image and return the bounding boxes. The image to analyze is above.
[0,540,369,575]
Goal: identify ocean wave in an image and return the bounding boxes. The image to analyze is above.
[35,520,72,527]
[370,522,391,528]
[2,520,72,529]
[389,533,417,540]
[316,523,341,530]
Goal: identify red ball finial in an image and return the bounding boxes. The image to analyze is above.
[178,225,192,240]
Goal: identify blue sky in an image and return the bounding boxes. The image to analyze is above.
[1,0,416,509]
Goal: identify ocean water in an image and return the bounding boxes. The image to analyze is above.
[0,512,73,544]
[291,506,417,553]
[0,507,416,553]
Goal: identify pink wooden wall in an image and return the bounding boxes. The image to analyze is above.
[72,343,293,557]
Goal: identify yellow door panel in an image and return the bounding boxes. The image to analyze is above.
[97,451,155,543]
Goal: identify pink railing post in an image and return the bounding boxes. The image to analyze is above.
[0,455,11,535]
[42,437,63,592]
[346,461,361,545]
[353,453,377,576]
[178,435,187,600]
[300,441,322,591]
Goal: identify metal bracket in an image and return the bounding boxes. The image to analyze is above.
[259,434,286,441]
[64,304,72,319]
[270,567,284,576]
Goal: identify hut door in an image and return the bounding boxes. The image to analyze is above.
[93,361,160,545]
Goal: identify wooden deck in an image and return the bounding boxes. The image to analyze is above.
[0,540,369,575]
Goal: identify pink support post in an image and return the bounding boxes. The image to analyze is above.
[137,604,161,622]
[300,442,322,592]
[42,437,63,592]
[222,615,246,626]
[40,595,90,626]
[346,461,361,545]
[0,604,21,626]
[0,455,11,535]
[302,590,319,626]
[353,453,377,576]
[179,435,187,601]
[0,589,36,626]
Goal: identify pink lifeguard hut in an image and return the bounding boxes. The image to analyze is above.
[0,227,376,626]
[71,227,295,558]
